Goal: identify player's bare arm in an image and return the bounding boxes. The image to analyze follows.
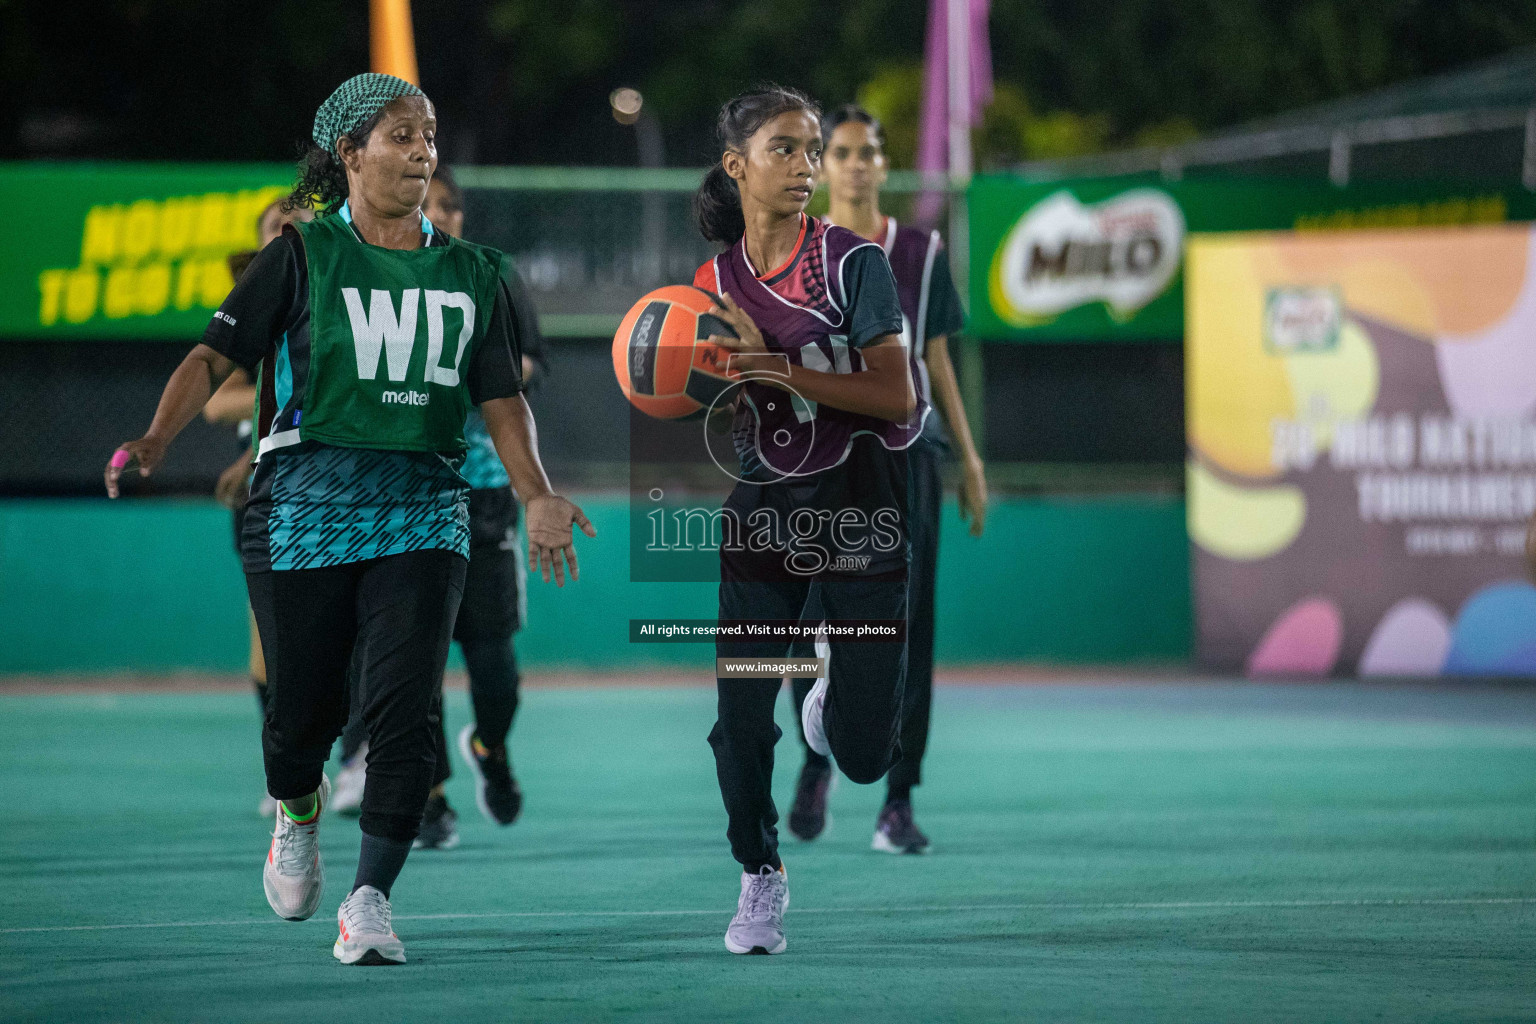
[105,343,241,498]
[923,334,988,536]
[203,369,257,426]
[706,292,915,423]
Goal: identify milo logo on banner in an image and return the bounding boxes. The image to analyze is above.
[988,189,1185,326]
[1264,287,1342,354]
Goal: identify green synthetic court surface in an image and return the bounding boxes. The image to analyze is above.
[1,681,1533,1022]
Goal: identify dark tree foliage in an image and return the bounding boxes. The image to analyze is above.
[2,0,1534,164]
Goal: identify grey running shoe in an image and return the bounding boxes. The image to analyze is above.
[262,774,331,920]
[724,865,789,955]
[334,885,405,965]
[872,798,931,854]
[413,793,460,850]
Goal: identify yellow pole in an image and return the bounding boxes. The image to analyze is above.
[370,0,420,85]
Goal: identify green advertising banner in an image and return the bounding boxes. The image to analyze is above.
[12,162,1532,344]
[968,174,1536,342]
[0,163,294,340]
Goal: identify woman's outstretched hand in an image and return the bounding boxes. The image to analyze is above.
[104,435,169,499]
[524,493,597,587]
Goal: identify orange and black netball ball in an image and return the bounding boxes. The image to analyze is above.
[612,286,740,420]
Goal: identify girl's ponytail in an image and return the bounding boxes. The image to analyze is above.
[695,163,745,245]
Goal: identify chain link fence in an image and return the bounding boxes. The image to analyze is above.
[457,167,958,336]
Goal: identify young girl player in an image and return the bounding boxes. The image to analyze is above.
[693,86,926,955]
[784,105,988,854]
[105,73,593,966]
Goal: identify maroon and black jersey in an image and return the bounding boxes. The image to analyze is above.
[859,216,965,445]
[695,214,927,480]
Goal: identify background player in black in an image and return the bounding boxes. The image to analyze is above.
[205,200,314,818]
[330,166,547,848]
[784,105,988,853]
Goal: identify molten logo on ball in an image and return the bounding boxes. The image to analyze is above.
[631,310,657,379]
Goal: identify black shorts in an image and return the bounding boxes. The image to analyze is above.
[231,504,245,555]
[454,487,525,643]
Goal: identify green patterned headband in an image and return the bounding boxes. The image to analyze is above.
[313,73,426,157]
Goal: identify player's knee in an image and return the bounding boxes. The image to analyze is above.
[707,715,781,751]
[462,636,517,686]
[266,719,335,761]
[839,760,888,786]
[360,811,423,844]
[832,745,892,785]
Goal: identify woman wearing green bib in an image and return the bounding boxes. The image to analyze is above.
[104,74,594,966]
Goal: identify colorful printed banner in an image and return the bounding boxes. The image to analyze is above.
[1187,224,1536,677]
[0,163,293,340]
[969,175,1536,342]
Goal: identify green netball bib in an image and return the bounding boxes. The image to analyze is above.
[295,213,504,455]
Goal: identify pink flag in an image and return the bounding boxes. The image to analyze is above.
[916,0,993,224]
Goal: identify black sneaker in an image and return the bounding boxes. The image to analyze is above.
[458,725,523,825]
[413,793,460,850]
[787,758,833,841]
[872,798,930,854]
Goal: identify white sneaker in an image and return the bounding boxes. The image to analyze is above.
[800,675,831,758]
[262,774,330,921]
[334,885,406,965]
[724,865,789,955]
[331,744,368,817]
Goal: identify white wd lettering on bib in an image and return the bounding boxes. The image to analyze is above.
[424,290,475,387]
[342,287,476,386]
